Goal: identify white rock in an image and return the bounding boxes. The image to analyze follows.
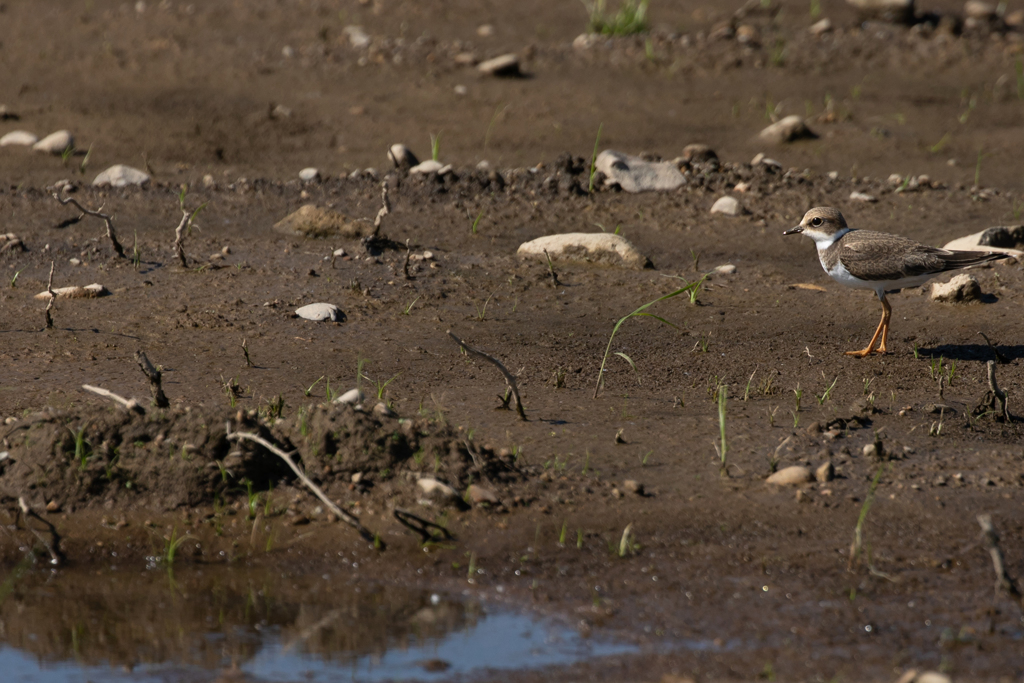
[409,159,445,174]
[477,24,494,37]
[943,228,1024,259]
[295,302,344,322]
[816,462,835,483]
[343,25,371,48]
[477,53,520,76]
[32,130,74,154]
[930,274,983,303]
[712,264,737,275]
[518,233,651,270]
[595,150,685,193]
[373,402,396,418]
[710,195,743,216]
[202,174,216,188]
[845,0,915,23]
[0,130,38,147]
[417,478,460,503]
[850,191,877,202]
[766,466,812,485]
[454,84,468,95]
[915,672,952,683]
[809,18,833,34]
[92,164,151,188]
[759,115,816,144]
[964,0,996,19]
[388,143,419,169]
[33,283,109,300]
[299,167,320,182]
[334,388,366,405]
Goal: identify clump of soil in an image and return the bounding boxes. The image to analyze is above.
[0,400,532,515]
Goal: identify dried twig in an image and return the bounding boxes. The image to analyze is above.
[978,331,1010,364]
[172,211,189,267]
[543,249,560,287]
[393,508,453,543]
[225,424,382,547]
[134,350,169,408]
[402,239,412,279]
[373,181,390,235]
[44,261,55,329]
[17,497,65,566]
[977,514,1024,609]
[82,384,144,414]
[974,360,1011,422]
[53,187,125,258]
[241,338,254,367]
[447,329,526,420]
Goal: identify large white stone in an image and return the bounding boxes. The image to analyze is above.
[334,388,366,405]
[33,283,109,300]
[518,233,651,270]
[33,130,73,154]
[0,130,38,147]
[92,164,151,188]
[295,302,344,321]
[930,274,983,303]
[388,143,419,169]
[710,195,743,216]
[409,159,445,174]
[766,466,812,485]
[298,167,320,182]
[595,150,685,193]
[759,115,816,144]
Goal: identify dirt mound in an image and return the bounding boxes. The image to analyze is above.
[0,401,528,514]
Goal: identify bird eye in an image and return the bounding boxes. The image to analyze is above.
[810,217,822,227]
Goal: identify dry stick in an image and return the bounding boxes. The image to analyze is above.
[447,330,526,420]
[82,384,144,414]
[373,181,390,235]
[986,360,1010,421]
[978,331,1010,364]
[977,514,1024,609]
[172,210,189,267]
[44,261,55,329]
[134,350,169,408]
[17,497,64,566]
[53,187,125,258]
[402,239,412,279]
[225,425,381,546]
[242,338,254,367]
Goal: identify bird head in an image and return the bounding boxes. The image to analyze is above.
[783,207,850,245]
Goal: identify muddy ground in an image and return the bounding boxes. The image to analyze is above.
[2,0,1024,681]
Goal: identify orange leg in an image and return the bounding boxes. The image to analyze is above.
[845,295,892,358]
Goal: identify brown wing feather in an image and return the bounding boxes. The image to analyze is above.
[838,230,1005,281]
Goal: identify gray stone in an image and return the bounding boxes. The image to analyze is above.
[477,53,520,76]
[33,283,109,300]
[92,164,151,188]
[409,159,445,175]
[417,478,460,504]
[299,167,320,182]
[343,25,371,48]
[759,115,817,144]
[931,274,983,303]
[295,302,344,322]
[388,143,419,169]
[273,205,372,238]
[466,484,499,504]
[845,0,915,23]
[0,130,37,147]
[766,466,812,485]
[710,195,743,216]
[595,150,685,193]
[334,388,366,405]
[32,130,74,154]
[518,233,652,270]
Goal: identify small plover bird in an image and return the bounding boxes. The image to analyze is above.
[784,207,1007,357]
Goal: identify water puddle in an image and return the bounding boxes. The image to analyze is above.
[0,566,637,682]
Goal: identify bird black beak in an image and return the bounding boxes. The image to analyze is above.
[783,226,803,235]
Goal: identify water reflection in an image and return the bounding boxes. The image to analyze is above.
[0,567,635,682]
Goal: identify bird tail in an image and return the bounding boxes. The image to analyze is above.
[937,250,1010,272]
